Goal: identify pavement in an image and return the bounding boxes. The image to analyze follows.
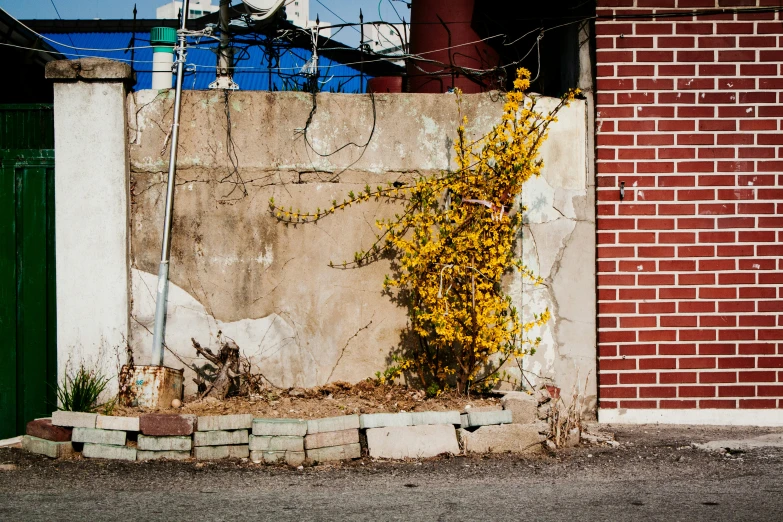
[1,424,783,521]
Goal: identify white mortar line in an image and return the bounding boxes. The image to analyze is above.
[599,408,783,427]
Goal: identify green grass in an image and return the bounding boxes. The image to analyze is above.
[56,366,110,413]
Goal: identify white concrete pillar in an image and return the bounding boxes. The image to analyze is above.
[45,59,133,398]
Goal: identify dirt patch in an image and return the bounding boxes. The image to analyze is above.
[113,380,502,418]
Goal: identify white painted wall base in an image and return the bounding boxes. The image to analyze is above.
[599,408,783,427]
[47,59,134,401]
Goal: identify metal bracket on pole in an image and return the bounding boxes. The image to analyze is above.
[209,0,240,90]
[150,0,190,367]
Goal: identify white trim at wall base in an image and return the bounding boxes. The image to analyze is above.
[599,409,783,427]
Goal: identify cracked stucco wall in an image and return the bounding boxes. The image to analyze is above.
[127,90,595,404]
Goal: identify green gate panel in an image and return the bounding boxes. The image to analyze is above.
[0,116,56,438]
[0,105,54,151]
[0,161,18,438]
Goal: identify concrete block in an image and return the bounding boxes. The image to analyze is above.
[193,445,249,460]
[0,436,23,449]
[500,392,538,425]
[82,443,137,461]
[366,425,459,460]
[22,436,75,458]
[410,411,461,426]
[96,415,139,432]
[72,427,127,446]
[26,419,72,442]
[51,411,97,429]
[193,430,249,447]
[137,450,192,461]
[137,435,192,452]
[249,435,304,452]
[359,412,412,429]
[459,424,544,455]
[461,410,513,428]
[139,414,197,436]
[252,418,307,437]
[306,415,360,434]
[250,450,306,466]
[304,429,359,450]
[306,443,361,463]
[197,414,253,432]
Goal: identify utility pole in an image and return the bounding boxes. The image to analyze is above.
[209,0,239,90]
[359,8,364,92]
[150,0,191,366]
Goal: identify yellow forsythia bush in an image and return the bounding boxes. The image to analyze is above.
[271,69,579,394]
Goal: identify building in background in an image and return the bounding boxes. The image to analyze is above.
[366,23,407,55]
[156,0,219,20]
[283,0,330,38]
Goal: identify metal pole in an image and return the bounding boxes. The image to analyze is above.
[209,0,238,90]
[359,9,364,92]
[151,0,190,366]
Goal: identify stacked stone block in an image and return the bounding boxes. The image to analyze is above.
[138,413,197,460]
[305,415,361,463]
[193,414,251,460]
[251,418,307,465]
[361,412,461,459]
[23,417,75,459]
[22,408,532,463]
[72,415,138,460]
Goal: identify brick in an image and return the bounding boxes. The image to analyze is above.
[22,436,75,459]
[249,435,304,452]
[460,410,513,428]
[72,428,126,446]
[137,450,191,461]
[139,414,196,436]
[304,429,360,450]
[306,415,360,434]
[193,445,249,460]
[137,435,192,452]
[679,386,716,398]
[251,418,307,437]
[196,414,252,432]
[305,443,361,463]
[96,416,139,432]
[82,443,137,461]
[26,419,72,442]
[660,372,697,384]
[250,450,305,466]
[51,411,97,429]
[193,429,249,447]
[367,425,460,459]
[359,412,413,429]
[409,411,462,426]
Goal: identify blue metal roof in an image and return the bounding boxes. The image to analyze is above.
[43,31,371,92]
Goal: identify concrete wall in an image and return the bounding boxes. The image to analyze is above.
[126,89,595,404]
[47,59,133,399]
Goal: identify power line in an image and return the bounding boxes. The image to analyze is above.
[313,0,361,35]
[48,0,80,56]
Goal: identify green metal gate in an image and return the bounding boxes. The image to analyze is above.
[0,104,56,439]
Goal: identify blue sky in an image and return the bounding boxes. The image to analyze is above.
[0,0,410,46]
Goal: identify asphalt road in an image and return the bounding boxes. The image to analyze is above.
[2,425,782,521]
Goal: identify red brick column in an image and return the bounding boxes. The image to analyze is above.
[595,0,783,421]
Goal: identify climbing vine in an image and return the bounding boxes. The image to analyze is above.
[270,69,579,394]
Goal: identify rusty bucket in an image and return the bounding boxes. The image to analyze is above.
[118,365,184,409]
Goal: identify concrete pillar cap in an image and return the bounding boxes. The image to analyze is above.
[45,58,135,84]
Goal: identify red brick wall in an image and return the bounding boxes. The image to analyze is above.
[595,0,783,410]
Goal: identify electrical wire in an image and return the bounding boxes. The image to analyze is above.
[314,0,361,35]
[47,0,80,56]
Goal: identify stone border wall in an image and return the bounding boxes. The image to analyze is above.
[21,395,548,462]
